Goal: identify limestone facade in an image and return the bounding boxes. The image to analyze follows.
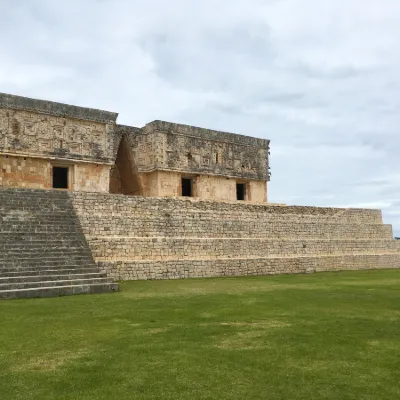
[71,192,400,280]
[1,93,270,202]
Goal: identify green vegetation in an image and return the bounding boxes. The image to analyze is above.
[1,270,400,400]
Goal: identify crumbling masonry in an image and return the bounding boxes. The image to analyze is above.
[0,92,399,298]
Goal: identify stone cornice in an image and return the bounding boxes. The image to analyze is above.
[142,120,270,148]
[0,92,118,124]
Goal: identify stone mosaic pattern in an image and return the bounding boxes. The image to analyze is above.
[0,108,114,163]
[123,121,270,180]
[1,93,271,199]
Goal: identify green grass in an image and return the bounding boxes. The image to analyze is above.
[1,270,400,400]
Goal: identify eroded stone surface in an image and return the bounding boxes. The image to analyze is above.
[0,92,270,202]
[71,192,400,281]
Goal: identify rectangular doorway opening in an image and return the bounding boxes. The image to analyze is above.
[236,183,246,200]
[52,166,69,189]
[182,178,193,197]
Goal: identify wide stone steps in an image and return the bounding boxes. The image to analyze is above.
[0,223,81,228]
[0,258,98,269]
[0,236,90,243]
[0,272,108,283]
[0,248,93,256]
[0,226,86,232]
[0,277,114,290]
[0,188,119,299]
[0,283,119,300]
[0,267,102,276]
[0,244,92,250]
[0,232,90,237]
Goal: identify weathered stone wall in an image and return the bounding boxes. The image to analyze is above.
[111,123,269,202]
[1,93,270,202]
[193,175,267,202]
[72,193,384,224]
[141,121,270,181]
[71,192,400,281]
[89,237,398,261]
[0,154,50,189]
[126,170,266,202]
[0,93,116,192]
[111,139,267,201]
[74,163,110,192]
[0,94,117,164]
[0,154,110,192]
[98,254,400,281]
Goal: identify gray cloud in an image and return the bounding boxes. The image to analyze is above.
[1,0,400,233]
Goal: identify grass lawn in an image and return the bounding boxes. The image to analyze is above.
[1,270,400,400]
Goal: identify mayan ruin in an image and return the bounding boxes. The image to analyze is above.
[1,92,400,299]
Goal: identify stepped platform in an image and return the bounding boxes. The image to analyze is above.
[71,192,400,280]
[0,188,119,299]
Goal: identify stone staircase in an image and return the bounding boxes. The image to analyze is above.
[0,188,119,299]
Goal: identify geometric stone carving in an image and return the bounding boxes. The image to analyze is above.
[38,139,52,152]
[69,142,82,154]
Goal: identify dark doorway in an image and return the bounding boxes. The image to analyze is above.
[236,183,246,200]
[53,167,69,189]
[182,178,193,197]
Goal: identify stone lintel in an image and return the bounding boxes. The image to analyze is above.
[143,120,270,148]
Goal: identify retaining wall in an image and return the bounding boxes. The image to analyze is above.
[71,192,400,280]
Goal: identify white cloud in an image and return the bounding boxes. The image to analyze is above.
[1,0,400,234]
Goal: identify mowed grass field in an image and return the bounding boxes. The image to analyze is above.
[1,270,400,400]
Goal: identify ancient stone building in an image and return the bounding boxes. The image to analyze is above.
[0,92,270,202]
[1,92,399,299]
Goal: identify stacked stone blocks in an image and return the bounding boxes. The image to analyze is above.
[71,192,400,281]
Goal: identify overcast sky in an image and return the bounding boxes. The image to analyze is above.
[1,0,400,234]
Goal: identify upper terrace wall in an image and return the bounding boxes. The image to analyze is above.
[0,93,118,164]
[72,192,384,226]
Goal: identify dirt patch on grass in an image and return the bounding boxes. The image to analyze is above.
[201,319,291,329]
[213,319,291,350]
[366,339,399,350]
[215,331,268,350]
[120,281,322,299]
[340,279,400,287]
[220,320,290,328]
[145,327,169,334]
[199,312,215,318]
[12,349,92,372]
